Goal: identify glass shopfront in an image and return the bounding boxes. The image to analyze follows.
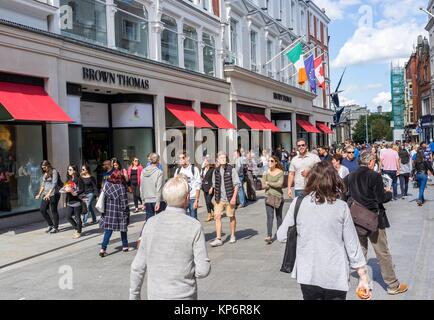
[0,124,44,217]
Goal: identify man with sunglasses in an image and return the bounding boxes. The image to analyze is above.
[342,146,359,173]
[287,138,320,198]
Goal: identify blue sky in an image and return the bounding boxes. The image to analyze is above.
[315,0,430,111]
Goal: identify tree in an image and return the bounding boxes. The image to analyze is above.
[352,113,393,143]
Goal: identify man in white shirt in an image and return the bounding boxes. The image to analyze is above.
[174,152,201,219]
[287,138,321,198]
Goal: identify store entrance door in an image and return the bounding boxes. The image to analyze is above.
[82,128,111,189]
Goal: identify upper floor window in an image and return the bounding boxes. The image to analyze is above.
[183,24,198,71]
[203,33,215,76]
[114,0,148,58]
[229,19,238,63]
[60,0,107,46]
[250,30,258,71]
[291,1,296,29]
[266,39,274,77]
[161,14,178,66]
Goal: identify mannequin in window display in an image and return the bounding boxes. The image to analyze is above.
[0,156,11,211]
[26,158,41,201]
[18,160,31,206]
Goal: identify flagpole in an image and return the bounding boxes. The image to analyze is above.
[263,36,304,67]
[279,46,317,72]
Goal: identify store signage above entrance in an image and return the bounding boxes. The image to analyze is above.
[82,67,149,90]
[273,92,292,103]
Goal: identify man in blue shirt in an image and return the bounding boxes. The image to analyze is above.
[342,146,359,173]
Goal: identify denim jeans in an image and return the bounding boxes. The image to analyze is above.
[187,198,198,219]
[83,193,96,224]
[145,202,157,220]
[294,190,304,198]
[383,170,398,198]
[416,172,428,202]
[281,160,289,172]
[101,229,128,250]
[398,173,410,197]
[238,175,247,206]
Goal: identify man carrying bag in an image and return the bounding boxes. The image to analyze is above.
[343,150,408,295]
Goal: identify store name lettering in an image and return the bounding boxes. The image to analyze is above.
[82,67,150,90]
[273,93,292,103]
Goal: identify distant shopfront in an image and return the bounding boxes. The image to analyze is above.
[0,73,72,217]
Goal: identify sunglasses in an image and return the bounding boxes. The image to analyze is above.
[81,168,86,171]
[68,168,74,171]
[347,151,355,154]
[297,144,306,147]
[268,159,275,163]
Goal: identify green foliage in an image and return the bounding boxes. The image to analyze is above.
[352,113,393,143]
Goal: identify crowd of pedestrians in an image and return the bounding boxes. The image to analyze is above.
[32,137,433,300]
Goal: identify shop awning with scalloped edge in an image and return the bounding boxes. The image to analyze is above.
[317,122,334,134]
[202,108,235,129]
[237,112,280,132]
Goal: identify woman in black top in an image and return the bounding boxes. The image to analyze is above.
[128,158,143,213]
[413,151,434,206]
[64,165,85,239]
[201,158,214,222]
[81,164,98,225]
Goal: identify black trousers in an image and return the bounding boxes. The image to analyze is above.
[40,194,60,229]
[204,189,214,213]
[399,173,410,196]
[132,184,142,208]
[300,284,347,300]
[265,202,283,237]
[67,205,82,233]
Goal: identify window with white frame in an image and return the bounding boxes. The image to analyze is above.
[423,97,431,115]
[114,0,148,58]
[301,11,305,35]
[266,39,274,78]
[183,24,198,71]
[229,18,238,64]
[250,30,258,71]
[203,32,215,76]
[161,14,178,66]
[291,1,296,29]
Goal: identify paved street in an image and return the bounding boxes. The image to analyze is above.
[1,183,433,300]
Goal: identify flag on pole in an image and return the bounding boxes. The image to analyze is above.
[286,43,307,85]
[314,56,325,89]
[304,54,316,93]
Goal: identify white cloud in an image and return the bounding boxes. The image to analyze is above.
[344,83,383,93]
[313,0,360,20]
[340,95,358,106]
[372,91,392,111]
[332,22,425,68]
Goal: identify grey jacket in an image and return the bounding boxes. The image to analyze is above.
[139,166,163,204]
[129,207,211,300]
[277,194,366,292]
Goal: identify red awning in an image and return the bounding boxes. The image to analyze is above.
[317,122,334,134]
[296,119,321,133]
[251,114,280,132]
[0,82,73,122]
[166,103,212,128]
[237,112,266,130]
[202,108,235,129]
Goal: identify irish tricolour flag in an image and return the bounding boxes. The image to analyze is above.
[286,43,307,85]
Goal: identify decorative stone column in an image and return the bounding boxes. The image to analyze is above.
[177,18,185,69]
[106,0,117,49]
[197,27,204,74]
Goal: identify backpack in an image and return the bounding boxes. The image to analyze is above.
[175,164,195,177]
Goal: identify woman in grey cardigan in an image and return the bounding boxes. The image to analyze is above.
[130,176,210,300]
[277,161,371,300]
[140,153,163,221]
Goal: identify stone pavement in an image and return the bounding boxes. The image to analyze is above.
[0,183,433,300]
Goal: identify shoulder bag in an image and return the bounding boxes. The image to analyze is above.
[348,198,379,236]
[280,195,305,274]
[95,185,106,213]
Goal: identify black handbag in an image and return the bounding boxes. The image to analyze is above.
[280,195,305,274]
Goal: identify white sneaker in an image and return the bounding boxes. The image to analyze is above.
[210,238,223,247]
[229,235,237,244]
